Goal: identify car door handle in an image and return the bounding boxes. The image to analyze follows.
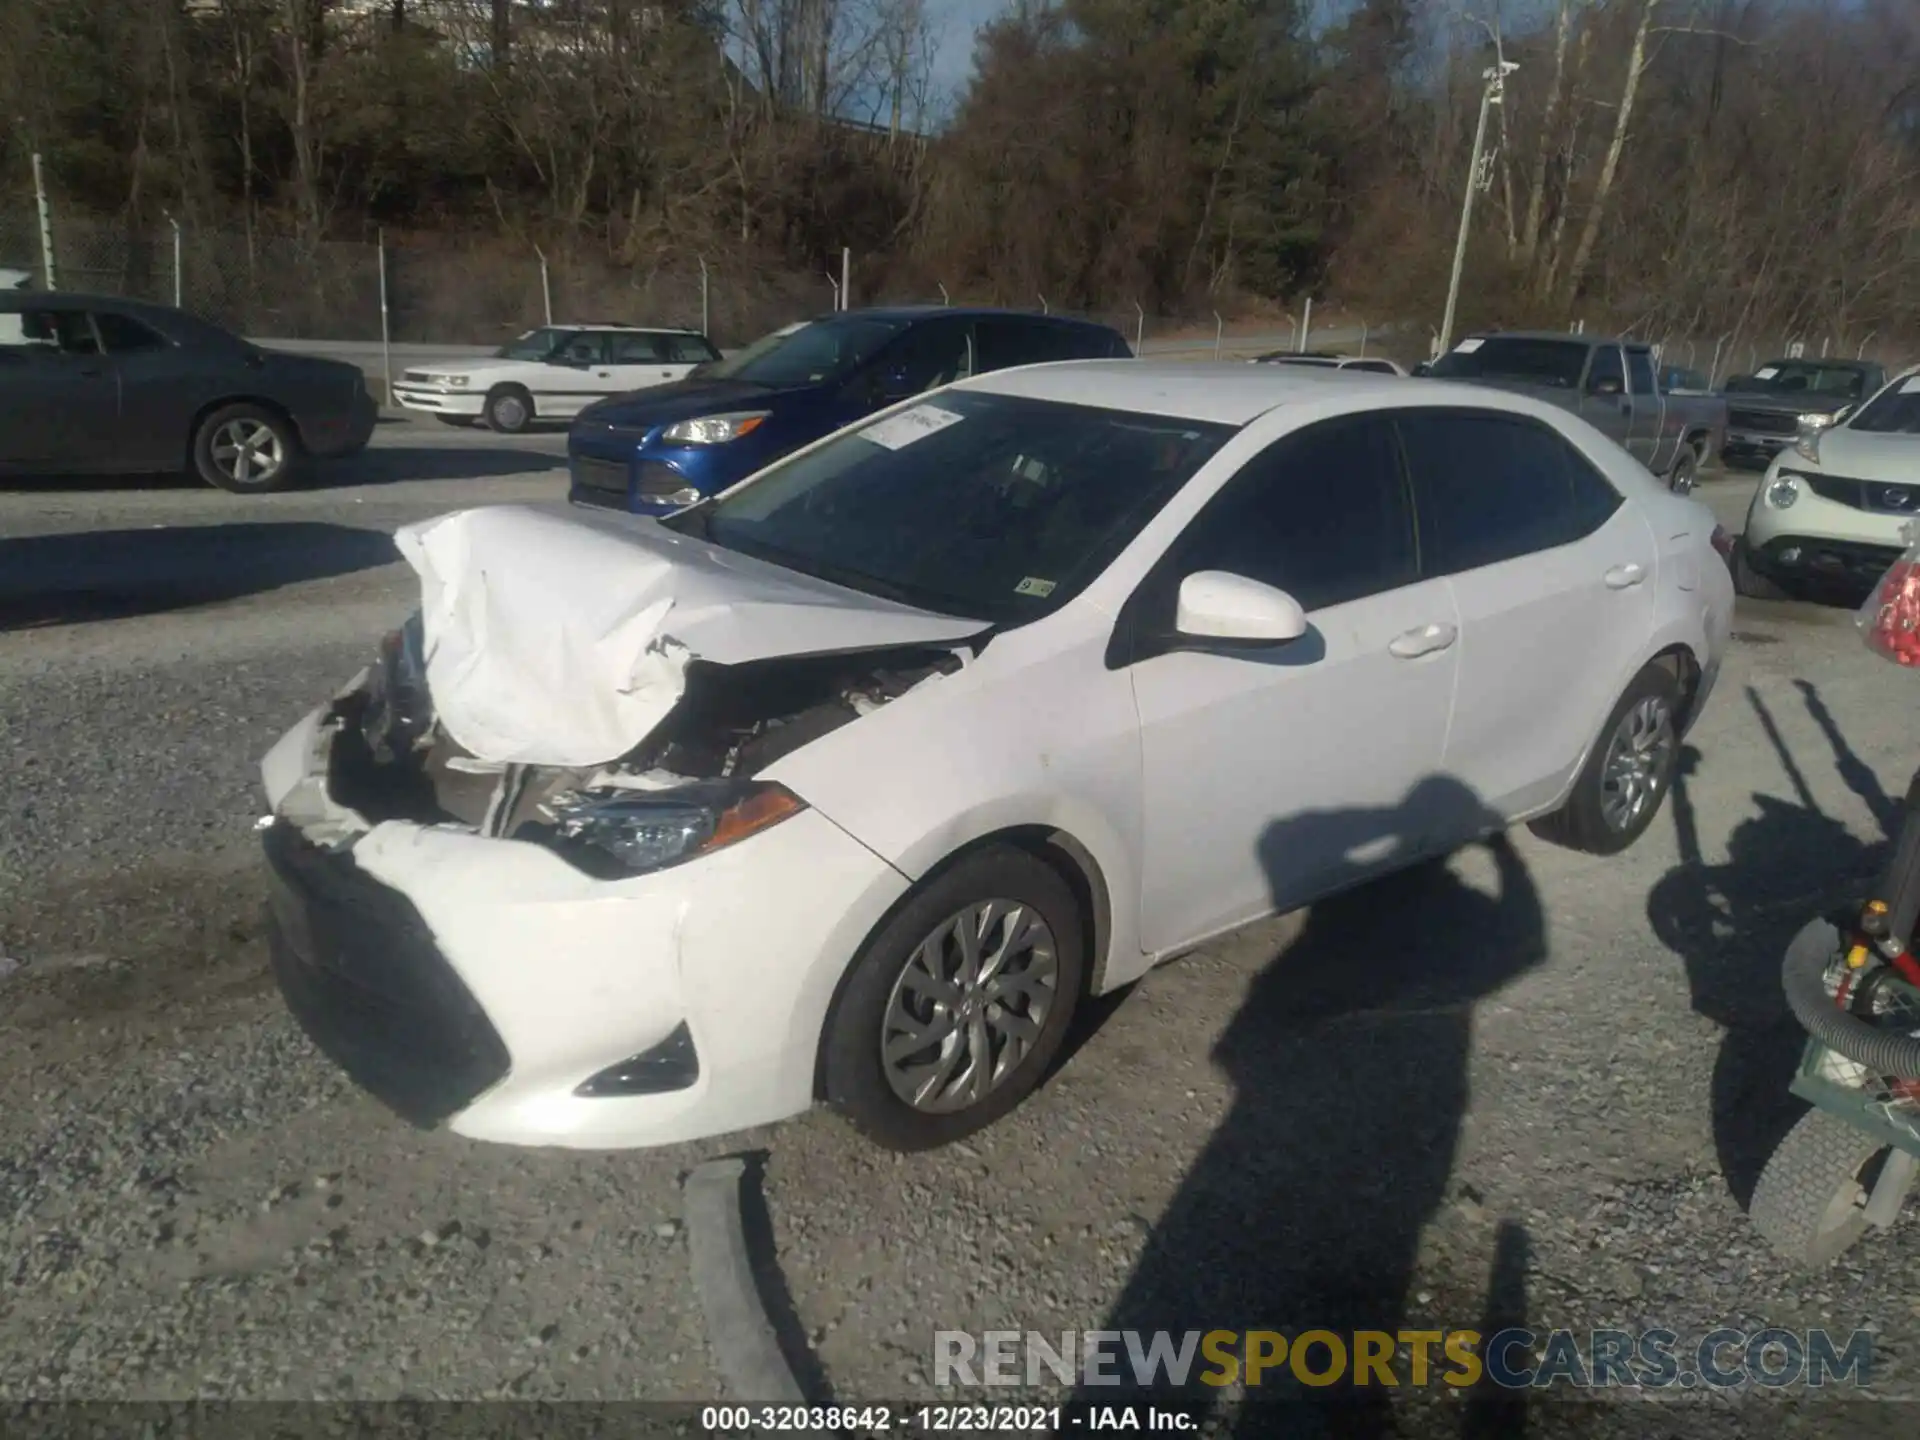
[1605,562,1646,589]
[1388,622,1458,659]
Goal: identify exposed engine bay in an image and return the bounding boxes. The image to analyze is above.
[328,627,966,847]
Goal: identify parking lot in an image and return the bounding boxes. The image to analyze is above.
[3,419,1918,1424]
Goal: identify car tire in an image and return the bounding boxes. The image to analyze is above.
[822,845,1086,1152]
[1528,661,1683,856]
[191,402,305,493]
[1667,445,1699,496]
[1748,1108,1891,1268]
[1733,538,1793,601]
[483,385,535,434]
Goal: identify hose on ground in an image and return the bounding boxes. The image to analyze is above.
[1782,918,1920,1081]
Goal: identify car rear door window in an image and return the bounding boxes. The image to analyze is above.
[1164,415,1417,612]
[876,318,974,391]
[609,332,668,363]
[1626,349,1656,396]
[971,317,1094,370]
[1397,410,1623,575]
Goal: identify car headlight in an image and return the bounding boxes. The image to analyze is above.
[1766,473,1803,509]
[363,610,433,762]
[442,374,469,389]
[662,412,769,445]
[540,780,806,877]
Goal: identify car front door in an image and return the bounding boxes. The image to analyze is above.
[93,308,195,471]
[1396,407,1657,821]
[0,305,118,468]
[1624,346,1669,470]
[541,331,612,417]
[1128,413,1462,953]
[1579,343,1633,449]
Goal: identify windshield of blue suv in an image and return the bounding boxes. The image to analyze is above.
[666,390,1235,623]
[696,316,906,388]
[496,327,571,361]
[1428,337,1588,388]
[1849,376,1920,435]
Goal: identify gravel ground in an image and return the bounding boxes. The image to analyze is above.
[1,437,1915,1435]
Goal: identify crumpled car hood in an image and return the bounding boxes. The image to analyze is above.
[393,505,986,767]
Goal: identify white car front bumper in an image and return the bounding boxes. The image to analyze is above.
[392,385,487,417]
[260,703,910,1149]
[1743,463,1915,587]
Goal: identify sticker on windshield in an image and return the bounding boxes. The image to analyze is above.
[859,404,964,451]
[1755,366,1780,379]
[1902,376,1920,394]
[1453,338,1484,353]
[1014,577,1057,598]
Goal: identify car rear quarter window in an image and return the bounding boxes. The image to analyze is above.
[609,332,669,363]
[668,334,720,364]
[1164,415,1417,612]
[972,317,1112,370]
[1397,410,1623,575]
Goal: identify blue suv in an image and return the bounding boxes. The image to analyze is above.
[566,306,1133,514]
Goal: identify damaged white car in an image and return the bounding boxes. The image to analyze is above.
[260,362,1731,1152]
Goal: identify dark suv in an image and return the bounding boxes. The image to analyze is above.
[567,306,1133,515]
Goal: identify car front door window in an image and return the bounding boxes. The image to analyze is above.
[869,320,973,400]
[1128,414,1462,952]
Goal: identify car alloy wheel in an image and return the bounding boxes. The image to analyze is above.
[1599,694,1675,832]
[210,417,286,486]
[879,898,1060,1114]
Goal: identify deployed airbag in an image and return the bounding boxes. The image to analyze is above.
[394,505,984,767]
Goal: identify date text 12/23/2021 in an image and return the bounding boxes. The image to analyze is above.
[700,1405,1196,1433]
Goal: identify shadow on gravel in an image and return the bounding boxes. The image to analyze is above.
[1073,775,1548,1438]
[1649,682,1899,1209]
[0,521,399,629]
[312,444,565,488]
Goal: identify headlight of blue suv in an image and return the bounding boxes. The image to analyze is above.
[661,412,769,445]
[540,780,806,877]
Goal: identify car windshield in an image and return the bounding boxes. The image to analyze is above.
[696,316,905,387]
[1428,337,1589,389]
[669,390,1236,623]
[1847,376,1920,435]
[1726,361,1869,399]
[496,327,571,361]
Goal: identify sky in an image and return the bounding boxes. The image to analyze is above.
[926,0,1003,107]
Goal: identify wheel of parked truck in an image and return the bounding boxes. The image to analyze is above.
[1667,446,1699,496]
[822,845,1085,1152]
[1733,538,1793,601]
[483,385,534,434]
[1529,661,1682,855]
[1749,1108,1894,1267]
[191,402,305,493]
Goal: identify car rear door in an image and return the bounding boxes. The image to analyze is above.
[1128,413,1461,952]
[0,304,119,468]
[1397,407,1657,821]
[93,307,200,471]
[540,331,613,416]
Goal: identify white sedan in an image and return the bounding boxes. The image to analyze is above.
[259,362,1732,1152]
[390,324,720,432]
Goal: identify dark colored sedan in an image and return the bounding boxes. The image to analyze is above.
[0,292,375,492]
[566,306,1134,515]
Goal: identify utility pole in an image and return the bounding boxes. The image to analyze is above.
[31,152,57,289]
[1438,62,1517,357]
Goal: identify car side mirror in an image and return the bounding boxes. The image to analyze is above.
[1588,375,1623,397]
[1174,571,1307,647]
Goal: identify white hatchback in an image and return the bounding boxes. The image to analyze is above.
[1737,368,1920,600]
[260,362,1732,1152]
[391,323,720,433]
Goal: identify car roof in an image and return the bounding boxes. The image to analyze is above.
[960,359,1496,426]
[1465,329,1644,348]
